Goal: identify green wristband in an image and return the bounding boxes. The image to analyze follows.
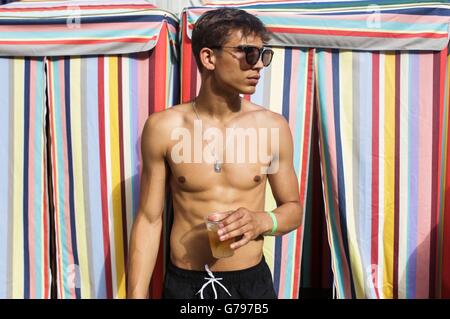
[266,211,277,235]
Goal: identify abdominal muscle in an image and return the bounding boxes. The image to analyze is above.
[168,182,266,272]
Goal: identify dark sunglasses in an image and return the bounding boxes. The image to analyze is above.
[211,45,274,67]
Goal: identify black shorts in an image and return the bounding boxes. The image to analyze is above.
[163,257,277,299]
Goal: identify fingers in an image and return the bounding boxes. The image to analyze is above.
[218,217,247,237]
[214,208,259,250]
[221,208,245,225]
[219,223,254,242]
[230,233,251,250]
[218,208,248,237]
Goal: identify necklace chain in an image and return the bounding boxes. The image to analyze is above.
[191,99,241,173]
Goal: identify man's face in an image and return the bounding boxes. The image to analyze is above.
[212,30,265,95]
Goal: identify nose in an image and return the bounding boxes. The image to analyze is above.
[252,55,264,70]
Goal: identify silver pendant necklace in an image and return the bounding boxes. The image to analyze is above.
[214,162,222,173]
[192,100,223,173]
[193,100,242,173]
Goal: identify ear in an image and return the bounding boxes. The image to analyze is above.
[199,48,216,71]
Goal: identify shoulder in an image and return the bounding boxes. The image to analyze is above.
[141,103,192,156]
[143,103,191,135]
[243,100,290,129]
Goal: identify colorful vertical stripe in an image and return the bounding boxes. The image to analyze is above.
[46,22,178,298]
[0,57,50,299]
[315,48,449,298]
[442,50,450,298]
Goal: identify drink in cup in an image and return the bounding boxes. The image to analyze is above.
[205,212,235,258]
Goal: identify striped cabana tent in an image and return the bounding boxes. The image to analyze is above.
[182,0,450,298]
[0,0,179,298]
[2,0,450,300]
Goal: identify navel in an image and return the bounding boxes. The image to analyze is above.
[253,175,262,183]
[178,176,186,184]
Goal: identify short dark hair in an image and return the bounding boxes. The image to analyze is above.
[191,8,270,71]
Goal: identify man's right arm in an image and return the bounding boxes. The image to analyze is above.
[127,113,168,299]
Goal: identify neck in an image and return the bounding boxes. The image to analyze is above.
[194,86,242,121]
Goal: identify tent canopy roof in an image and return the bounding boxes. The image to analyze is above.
[0,0,179,57]
[185,0,450,51]
[1,0,449,55]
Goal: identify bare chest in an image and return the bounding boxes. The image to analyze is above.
[168,161,268,193]
[164,110,276,192]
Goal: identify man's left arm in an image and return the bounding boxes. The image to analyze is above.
[218,114,303,249]
[263,114,303,236]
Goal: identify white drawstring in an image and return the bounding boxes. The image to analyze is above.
[333,281,337,299]
[196,264,232,299]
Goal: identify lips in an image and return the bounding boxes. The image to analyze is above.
[247,75,260,85]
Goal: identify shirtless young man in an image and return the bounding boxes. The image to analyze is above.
[127,8,302,299]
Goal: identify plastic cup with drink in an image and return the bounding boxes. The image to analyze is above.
[205,212,235,259]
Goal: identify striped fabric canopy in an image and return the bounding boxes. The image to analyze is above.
[0,57,51,299]
[0,0,178,57]
[185,0,450,51]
